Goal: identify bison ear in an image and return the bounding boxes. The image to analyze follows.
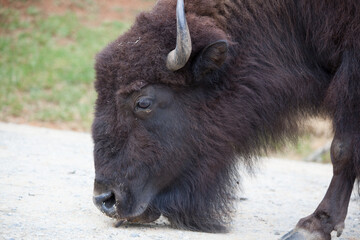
[192,40,229,84]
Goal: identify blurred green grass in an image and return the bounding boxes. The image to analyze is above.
[0,3,130,131]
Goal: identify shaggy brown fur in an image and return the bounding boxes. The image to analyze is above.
[93,0,360,236]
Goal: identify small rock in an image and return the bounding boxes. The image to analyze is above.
[130,233,140,238]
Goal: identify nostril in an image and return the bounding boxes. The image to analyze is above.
[103,193,116,209]
[93,191,117,217]
[93,191,114,205]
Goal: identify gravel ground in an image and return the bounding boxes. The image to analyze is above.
[0,122,359,240]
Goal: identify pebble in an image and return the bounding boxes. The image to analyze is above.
[130,233,140,238]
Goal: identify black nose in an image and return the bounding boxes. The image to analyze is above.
[93,191,117,217]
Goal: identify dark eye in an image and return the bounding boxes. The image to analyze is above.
[136,98,152,110]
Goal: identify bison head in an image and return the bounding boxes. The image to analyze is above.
[92,0,240,232]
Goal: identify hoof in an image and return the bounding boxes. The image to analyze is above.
[280,229,328,240]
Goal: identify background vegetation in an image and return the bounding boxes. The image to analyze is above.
[0,0,332,160]
[0,0,155,131]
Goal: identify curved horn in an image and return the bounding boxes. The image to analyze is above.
[166,0,192,71]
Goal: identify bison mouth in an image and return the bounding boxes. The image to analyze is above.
[93,187,161,225]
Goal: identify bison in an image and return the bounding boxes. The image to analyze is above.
[92,0,360,239]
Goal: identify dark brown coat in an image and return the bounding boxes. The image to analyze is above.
[93,0,360,237]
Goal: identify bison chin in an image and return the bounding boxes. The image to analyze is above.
[92,178,161,223]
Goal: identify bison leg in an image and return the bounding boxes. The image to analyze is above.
[282,134,356,240]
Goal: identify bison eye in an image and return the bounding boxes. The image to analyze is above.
[135,97,152,110]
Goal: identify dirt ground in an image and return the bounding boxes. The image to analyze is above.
[0,122,359,240]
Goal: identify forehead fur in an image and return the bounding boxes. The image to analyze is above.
[94,0,229,96]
